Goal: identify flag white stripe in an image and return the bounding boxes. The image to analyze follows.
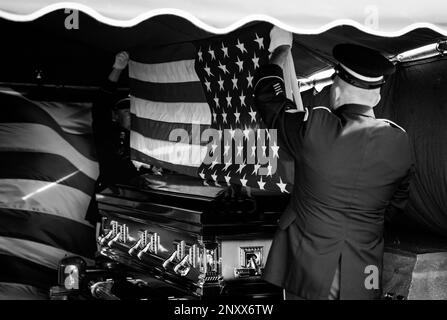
[131,131,209,167]
[131,96,211,125]
[0,236,94,270]
[0,179,94,227]
[129,59,199,83]
[0,123,99,180]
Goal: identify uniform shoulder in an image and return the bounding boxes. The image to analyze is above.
[376,118,406,133]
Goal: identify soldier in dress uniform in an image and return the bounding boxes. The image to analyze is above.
[254,35,413,299]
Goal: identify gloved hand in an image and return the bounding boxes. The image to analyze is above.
[268,26,293,53]
[113,51,130,70]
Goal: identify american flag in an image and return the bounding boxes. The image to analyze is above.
[194,23,294,193]
[0,87,97,296]
[129,23,294,193]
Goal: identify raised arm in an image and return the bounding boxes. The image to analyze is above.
[254,44,307,158]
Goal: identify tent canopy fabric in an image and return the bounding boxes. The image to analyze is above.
[2,0,447,35]
[0,9,446,85]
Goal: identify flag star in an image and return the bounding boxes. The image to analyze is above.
[254,33,264,50]
[208,46,216,60]
[224,141,230,156]
[271,142,280,158]
[251,146,257,157]
[240,175,248,187]
[231,74,238,90]
[249,108,257,122]
[218,129,223,140]
[204,79,211,92]
[224,173,232,186]
[222,112,228,124]
[229,127,236,140]
[212,112,217,122]
[252,163,261,175]
[236,39,247,54]
[221,42,229,58]
[277,178,289,193]
[203,180,209,186]
[198,48,203,62]
[243,127,251,140]
[204,63,213,77]
[236,162,246,174]
[226,92,232,107]
[213,94,220,108]
[218,76,225,91]
[239,91,246,107]
[267,162,273,176]
[234,107,241,124]
[252,52,260,69]
[199,170,205,179]
[211,172,218,181]
[266,128,271,140]
[211,142,218,154]
[236,141,244,157]
[210,159,219,170]
[218,61,229,74]
[257,176,266,190]
[246,71,253,88]
[262,145,267,157]
[223,159,232,171]
[235,56,244,72]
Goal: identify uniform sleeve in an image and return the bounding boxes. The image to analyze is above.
[385,164,415,222]
[254,64,307,157]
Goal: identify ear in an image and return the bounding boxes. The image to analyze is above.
[334,85,342,105]
[372,92,381,107]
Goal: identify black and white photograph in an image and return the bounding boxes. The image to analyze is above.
[0,0,447,309]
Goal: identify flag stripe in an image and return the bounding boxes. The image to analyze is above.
[0,179,94,227]
[131,43,197,64]
[34,101,93,135]
[0,236,94,271]
[0,123,99,180]
[131,114,210,146]
[131,149,199,177]
[131,96,211,125]
[0,208,95,258]
[130,131,208,167]
[0,254,55,293]
[129,59,199,83]
[0,152,96,196]
[130,78,206,103]
[0,92,97,161]
[0,282,50,300]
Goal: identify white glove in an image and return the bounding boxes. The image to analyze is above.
[268,26,293,53]
[113,51,129,70]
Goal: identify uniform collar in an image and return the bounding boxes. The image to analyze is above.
[334,104,375,118]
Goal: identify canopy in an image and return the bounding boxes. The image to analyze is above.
[2,0,447,35]
[0,5,446,86]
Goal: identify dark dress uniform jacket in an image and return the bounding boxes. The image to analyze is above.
[254,65,413,300]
